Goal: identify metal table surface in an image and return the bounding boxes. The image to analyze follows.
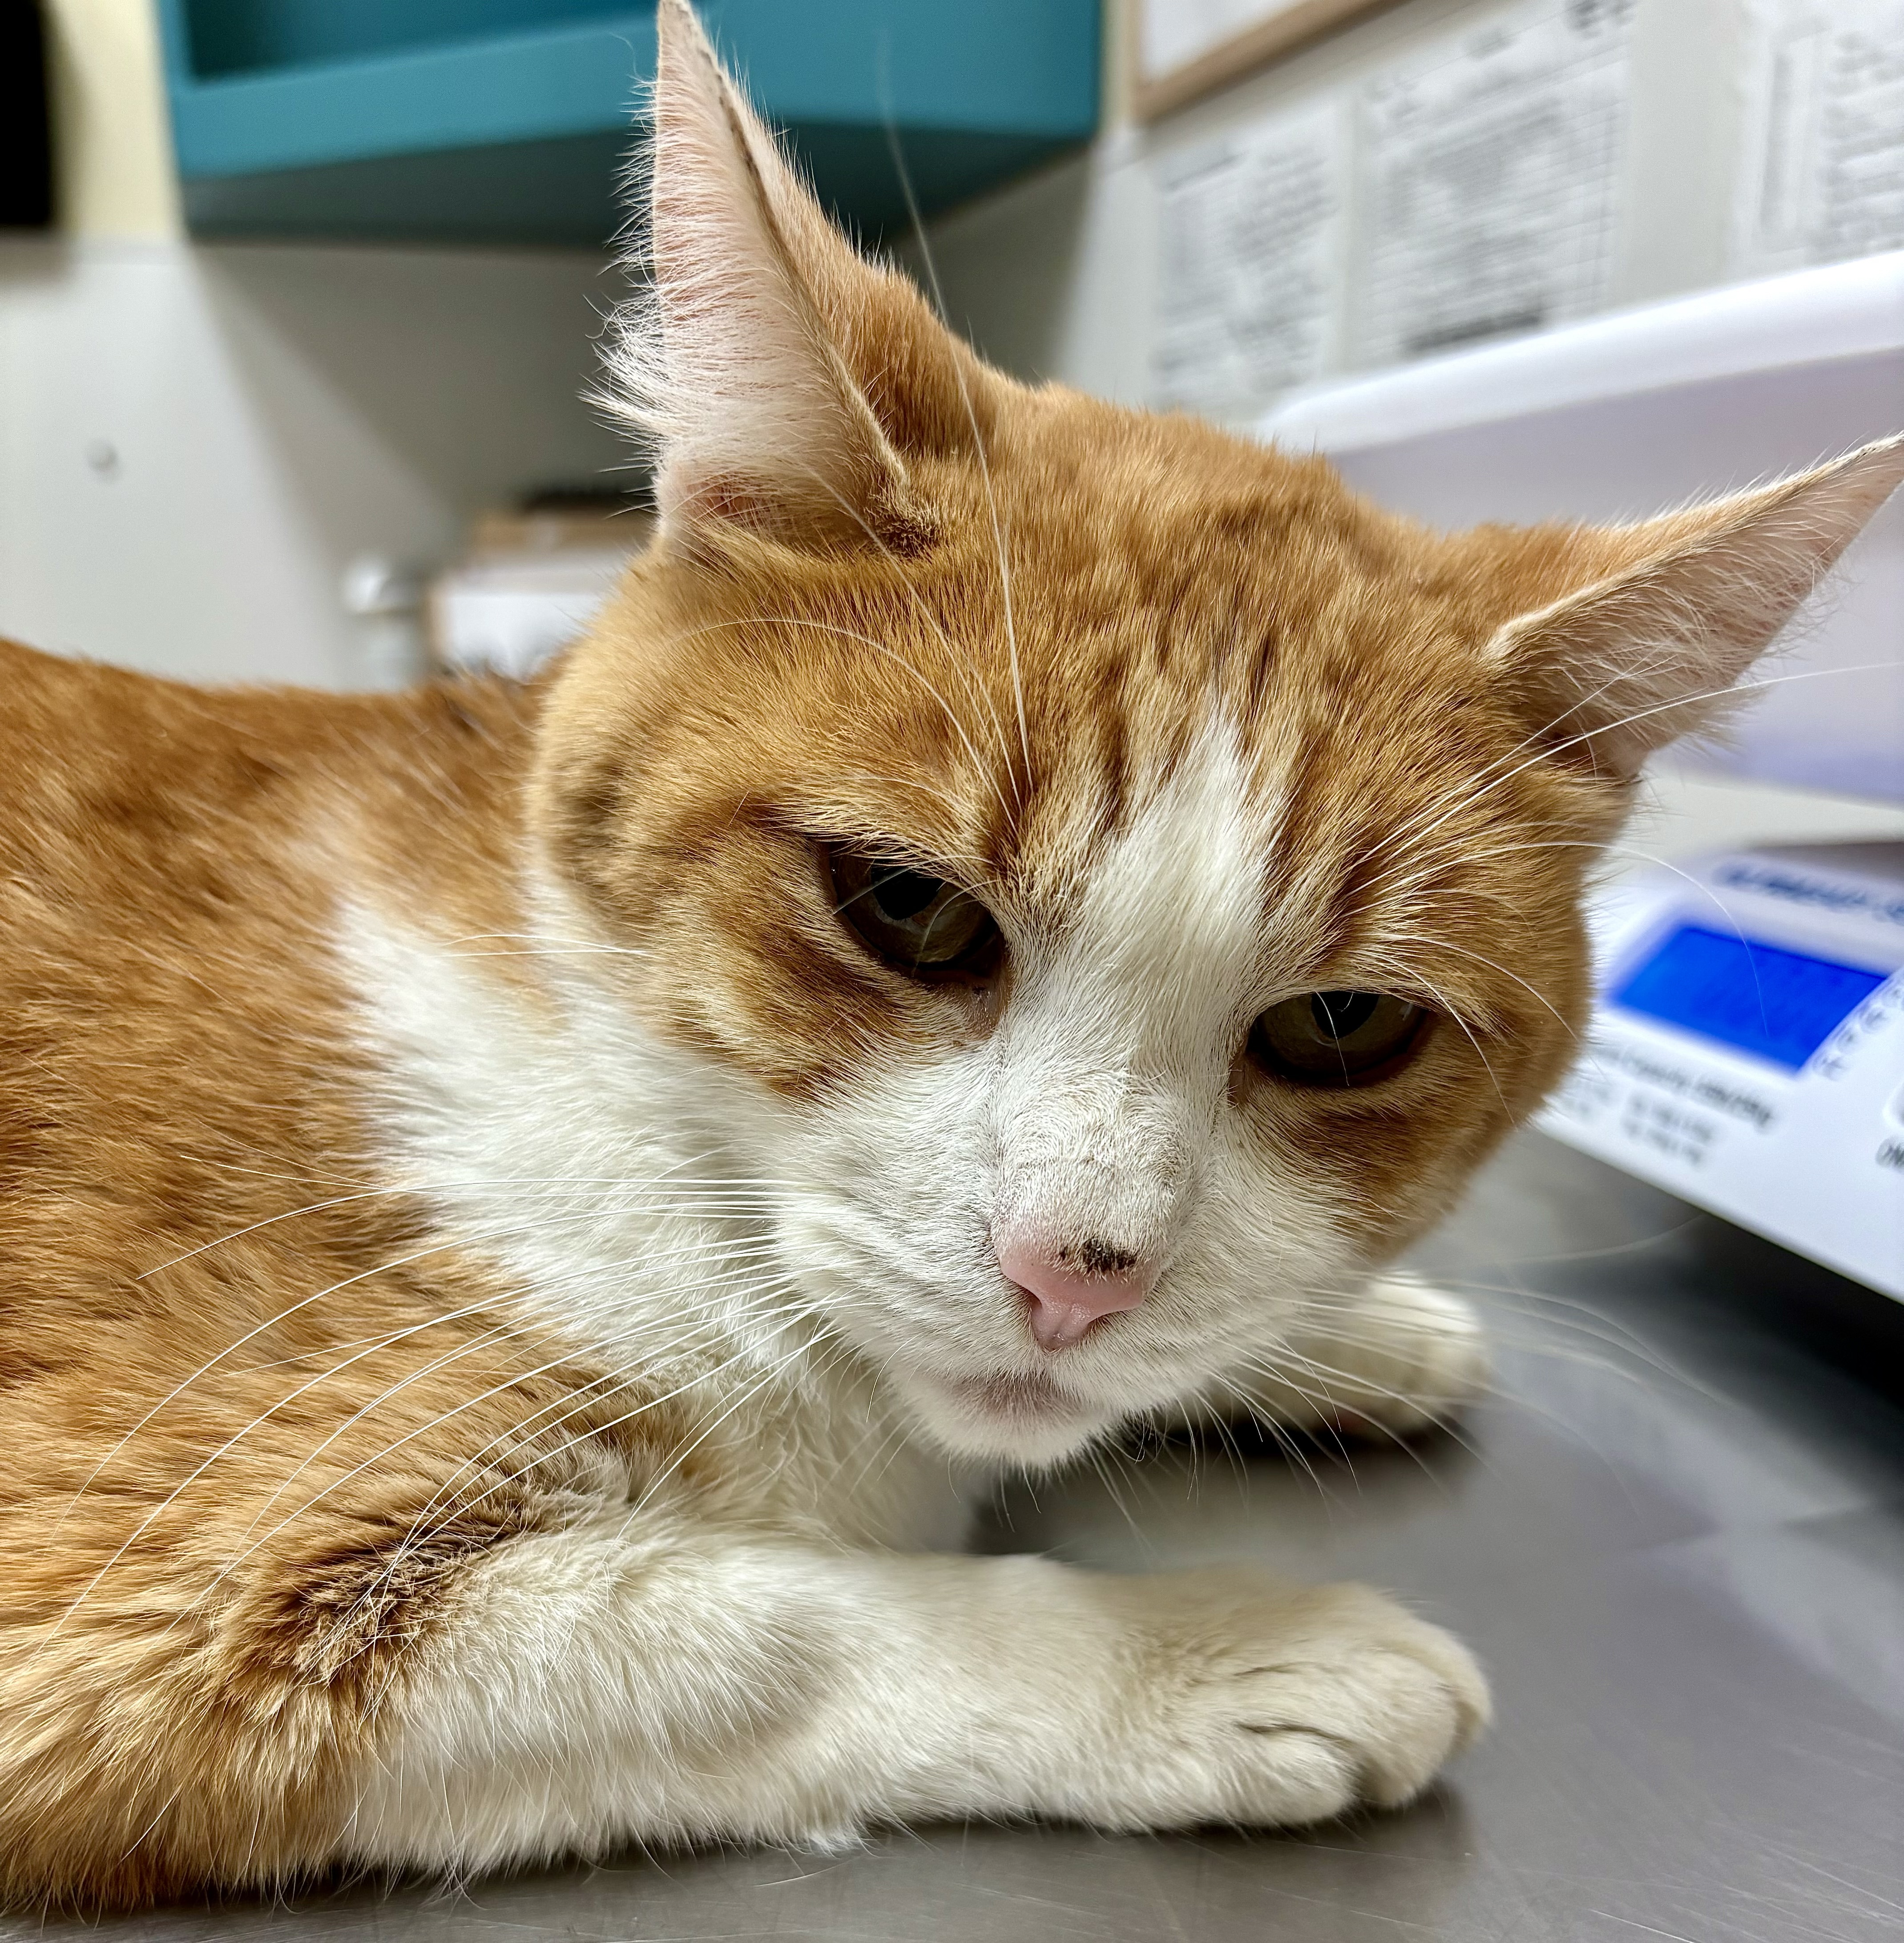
[13,1131,1904,1942]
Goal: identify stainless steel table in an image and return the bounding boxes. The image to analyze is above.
[15,1132,1904,1941]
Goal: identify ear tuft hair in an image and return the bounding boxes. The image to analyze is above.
[1489,434,1904,777]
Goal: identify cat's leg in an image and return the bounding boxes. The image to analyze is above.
[3,1310,1482,1905]
[1205,1273,1491,1440]
[345,1533,1489,1873]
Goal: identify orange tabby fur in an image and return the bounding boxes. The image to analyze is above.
[2,0,1899,1910]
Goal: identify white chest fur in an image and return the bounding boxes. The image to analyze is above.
[335,893,976,1555]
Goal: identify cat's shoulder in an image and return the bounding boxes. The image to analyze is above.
[0,639,548,1015]
[0,636,542,843]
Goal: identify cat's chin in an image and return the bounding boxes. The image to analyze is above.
[887,1362,1121,1466]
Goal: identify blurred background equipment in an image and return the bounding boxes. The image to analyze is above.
[428,488,654,678]
[339,552,428,688]
[0,0,54,229]
[11,0,1900,695]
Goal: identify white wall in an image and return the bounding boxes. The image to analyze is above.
[0,239,625,688]
[1,0,627,689]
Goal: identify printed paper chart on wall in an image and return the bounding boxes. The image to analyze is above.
[1153,104,1346,416]
[1351,0,1637,368]
[1733,0,1904,277]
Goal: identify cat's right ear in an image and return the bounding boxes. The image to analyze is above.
[604,0,945,556]
[1484,434,1904,778]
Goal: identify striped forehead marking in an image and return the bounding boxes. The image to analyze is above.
[1044,717,1279,1031]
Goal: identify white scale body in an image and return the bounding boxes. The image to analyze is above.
[1538,843,1904,1302]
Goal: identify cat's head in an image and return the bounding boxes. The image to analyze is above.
[531,0,1903,1465]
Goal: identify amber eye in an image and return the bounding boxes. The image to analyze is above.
[825,847,1003,981]
[1248,990,1428,1088]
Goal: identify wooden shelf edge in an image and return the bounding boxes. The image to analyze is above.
[1132,0,1404,123]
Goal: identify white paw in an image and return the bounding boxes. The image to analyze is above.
[1328,1274,1491,1437]
[1101,1575,1490,1828]
[1198,1274,1491,1440]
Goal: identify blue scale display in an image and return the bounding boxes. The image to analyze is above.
[1611,924,1888,1071]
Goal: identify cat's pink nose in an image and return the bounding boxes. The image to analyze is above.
[996,1238,1159,1350]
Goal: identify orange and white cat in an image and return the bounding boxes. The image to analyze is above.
[2,0,1899,1910]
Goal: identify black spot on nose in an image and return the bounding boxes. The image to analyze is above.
[1063,1239,1141,1278]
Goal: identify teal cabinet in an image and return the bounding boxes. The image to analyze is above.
[155,1,1101,246]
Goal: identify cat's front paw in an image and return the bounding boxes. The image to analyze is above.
[1194,1274,1491,1441]
[1322,1274,1492,1438]
[1104,1575,1489,1828]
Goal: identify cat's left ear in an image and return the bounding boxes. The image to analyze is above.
[1487,434,1904,777]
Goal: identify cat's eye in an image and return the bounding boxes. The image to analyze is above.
[825,846,1003,981]
[1248,990,1428,1088]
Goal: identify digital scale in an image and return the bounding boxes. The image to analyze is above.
[1539,843,1904,1301]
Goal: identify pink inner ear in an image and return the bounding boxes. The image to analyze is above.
[996,1238,1158,1350]
[672,471,777,530]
